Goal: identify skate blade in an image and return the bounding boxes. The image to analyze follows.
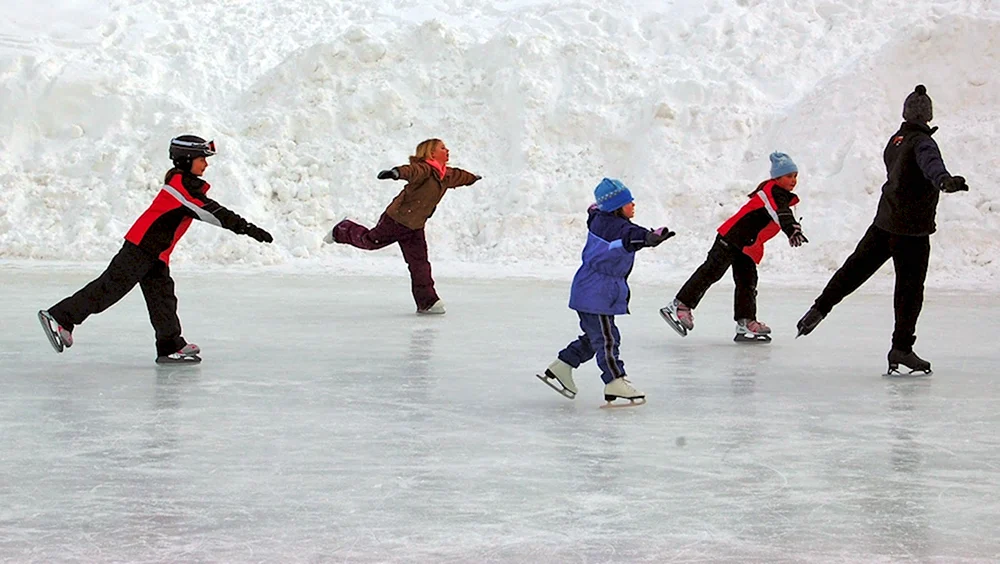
[156,354,202,366]
[734,334,771,344]
[535,374,576,399]
[600,397,647,409]
[37,310,64,353]
[883,368,933,378]
[658,308,688,337]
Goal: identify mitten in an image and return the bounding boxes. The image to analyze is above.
[645,227,676,247]
[789,225,808,247]
[377,168,400,180]
[940,175,968,193]
[245,224,273,244]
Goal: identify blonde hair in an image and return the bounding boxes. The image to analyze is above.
[409,138,443,164]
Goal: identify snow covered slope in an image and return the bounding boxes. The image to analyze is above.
[1,0,997,288]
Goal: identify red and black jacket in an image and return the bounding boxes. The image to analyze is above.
[716,181,800,264]
[124,169,252,264]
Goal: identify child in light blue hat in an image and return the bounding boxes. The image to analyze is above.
[660,152,808,343]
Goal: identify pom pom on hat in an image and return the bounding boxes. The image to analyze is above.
[903,84,933,123]
[769,152,798,179]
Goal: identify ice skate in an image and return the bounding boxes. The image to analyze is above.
[417,300,446,315]
[535,359,577,399]
[796,306,826,338]
[885,348,932,377]
[156,345,202,365]
[600,377,646,408]
[659,299,693,337]
[38,310,72,353]
[734,319,772,343]
[322,217,346,245]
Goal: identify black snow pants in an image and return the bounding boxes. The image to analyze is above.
[676,234,759,322]
[812,224,930,352]
[48,241,187,357]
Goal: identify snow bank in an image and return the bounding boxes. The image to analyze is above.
[1,0,997,289]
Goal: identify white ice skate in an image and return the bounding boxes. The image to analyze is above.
[417,300,446,315]
[659,299,693,337]
[536,359,577,399]
[323,216,349,245]
[38,310,73,353]
[601,377,646,408]
[734,319,772,343]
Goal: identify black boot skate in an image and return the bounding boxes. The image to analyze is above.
[886,348,932,376]
[156,344,202,365]
[796,306,826,338]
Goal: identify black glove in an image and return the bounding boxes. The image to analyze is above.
[245,224,273,244]
[645,227,676,247]
[940,175,968,193]
[788,225,808,247]
[377,168,400,180]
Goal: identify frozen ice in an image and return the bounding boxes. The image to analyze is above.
[2,265,998,562]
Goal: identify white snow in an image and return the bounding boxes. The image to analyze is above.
[1,0,999,289]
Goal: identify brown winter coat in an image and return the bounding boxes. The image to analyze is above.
[384,161,480,229]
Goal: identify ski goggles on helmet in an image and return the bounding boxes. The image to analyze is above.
[170,137,217,156]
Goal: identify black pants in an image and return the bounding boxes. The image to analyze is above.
[813,224,930,352]
[676,235,759,321]
[49,241,187,357]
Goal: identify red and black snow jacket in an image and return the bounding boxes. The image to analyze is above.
[124,169,252,264]
[716,181,800,264]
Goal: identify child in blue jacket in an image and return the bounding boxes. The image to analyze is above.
[537,178,675,406]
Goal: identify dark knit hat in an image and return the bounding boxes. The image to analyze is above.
[902,85,933,124]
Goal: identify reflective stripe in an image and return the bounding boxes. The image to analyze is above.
[161,184,222,227]
[756,190,780,223]
[599,315,623,379]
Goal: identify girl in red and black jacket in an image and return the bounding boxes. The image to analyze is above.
[660,152,808,342]
[38,135,273,364]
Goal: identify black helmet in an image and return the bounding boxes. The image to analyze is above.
[169,135,216,164]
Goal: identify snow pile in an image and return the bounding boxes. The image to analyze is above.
[1,0,998,288]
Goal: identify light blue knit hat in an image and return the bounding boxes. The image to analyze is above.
[769,152,798,179]
[594,178,633,212]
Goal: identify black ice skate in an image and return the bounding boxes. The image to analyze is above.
[734,319,772,343]
[38,310,72,353]
[885,349,932,377]
[156,344,202,365]
[796,306,826,338]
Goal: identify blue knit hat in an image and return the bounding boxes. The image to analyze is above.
[769,152,798,179]
[594,178,633,212]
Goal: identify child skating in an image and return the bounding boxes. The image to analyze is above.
[538,178,675,407]
[660,152,808,343]
[323,138,480,315]
[38,135,274,364]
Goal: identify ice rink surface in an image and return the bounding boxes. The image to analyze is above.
[2,265,998,563]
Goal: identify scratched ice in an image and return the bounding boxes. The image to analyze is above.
[2,267,998,562]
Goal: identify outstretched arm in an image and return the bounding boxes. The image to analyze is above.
[181,184,273,243]
[442,167,481,188]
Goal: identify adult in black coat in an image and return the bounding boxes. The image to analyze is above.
[796,85,968,374]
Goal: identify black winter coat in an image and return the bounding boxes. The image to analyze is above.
[873,121,952,236]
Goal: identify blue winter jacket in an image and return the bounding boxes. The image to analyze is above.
[568,208,654,315]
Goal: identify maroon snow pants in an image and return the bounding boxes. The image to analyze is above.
[333,213,440,311]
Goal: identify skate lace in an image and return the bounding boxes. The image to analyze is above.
[619,378,637,393]
[746,320,769,332]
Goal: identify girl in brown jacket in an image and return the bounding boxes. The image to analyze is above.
[323,138,481,314]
